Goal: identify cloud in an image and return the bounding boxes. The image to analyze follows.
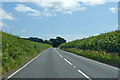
[15,4,57,17]
[15,4,41,16]
[35,0,88,14]
[117,24,120,30]
[0,22,6,27]
[11,0,119,17]
[21,30,26,33]
[0,8,16,20]
[42,8,56,16]
[109,7,117,13]
[14,0,116,16]
[2,0,119,2]
[41,34,88,42]
[81,0,105,6]
[104,0,119,2]
[0,22,4,30]
[0,8,16,30]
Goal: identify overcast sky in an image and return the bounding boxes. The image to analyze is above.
[0,0,119,42]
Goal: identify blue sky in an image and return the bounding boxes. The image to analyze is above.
[0,0,119,42]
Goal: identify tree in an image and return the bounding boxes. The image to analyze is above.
[49,37,66,47]
[28,37,43,43]
[43,40,52,45]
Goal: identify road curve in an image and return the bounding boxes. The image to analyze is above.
[5,48,119,80]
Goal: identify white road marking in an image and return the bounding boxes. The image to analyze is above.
[56,49,91,80]
[56,50,63,58]
[56,50,60,55]
[64,58,73,65]
[78,70,92,80]
[61,49,119,70]
[59,54,63,58]
[7,50,45,79]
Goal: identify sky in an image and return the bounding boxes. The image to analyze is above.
[0,0,119,42]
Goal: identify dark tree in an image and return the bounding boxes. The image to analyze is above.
[50,37,66,47]
[28,37,43,43]
[44,40,52,45]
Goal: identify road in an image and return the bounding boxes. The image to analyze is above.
[6,48,119,80]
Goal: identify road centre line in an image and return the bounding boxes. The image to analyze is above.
[78,70,92,80]
[56,50,92,80]
[59,54,63,58]
[56,50,63,58]
[64,58,73,65]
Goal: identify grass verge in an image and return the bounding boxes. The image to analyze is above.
[61,48,120,68]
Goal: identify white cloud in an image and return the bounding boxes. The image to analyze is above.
[63,11,72,15]
[93,34,99,36]
[13,0,117,16]
[41,34,88,42]
[21,30,26,33]
[15,4,57,17]
[0,22,6,27]
[0,22,3,30]
[2,0,119,2]
[0,8,16,30]
[15,4,41,16]
[117,24,120,30]
[7,0,119,17]
[104,0,119,2]
[109,7,117,13]
[35,0,87,14]
[80,0,105,6]
[0,8,16,20]
[42,8,55,16]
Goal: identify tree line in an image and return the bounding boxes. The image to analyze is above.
[22,36,66,47]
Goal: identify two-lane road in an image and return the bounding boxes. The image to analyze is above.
[6,48,119,80]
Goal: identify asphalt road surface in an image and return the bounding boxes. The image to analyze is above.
[6,48,119,80]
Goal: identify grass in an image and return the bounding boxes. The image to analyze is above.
[2,32,52,76]
[62,48,120,68]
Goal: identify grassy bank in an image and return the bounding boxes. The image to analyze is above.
[62,48,120,68]
[59,30,120,68]
[2,32,52,75]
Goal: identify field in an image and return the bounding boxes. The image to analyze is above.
[59,30,120,67]
[2,32,52,75]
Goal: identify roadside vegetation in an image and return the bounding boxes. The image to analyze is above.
[59,30,120,68]
[2,31,52,75]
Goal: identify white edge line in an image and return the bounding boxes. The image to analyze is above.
[60,49,119,70]
[78,70,91,80]
[7,51,44,79]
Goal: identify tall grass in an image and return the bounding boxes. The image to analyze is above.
[63,48,120,68]
[2,32,52,75]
